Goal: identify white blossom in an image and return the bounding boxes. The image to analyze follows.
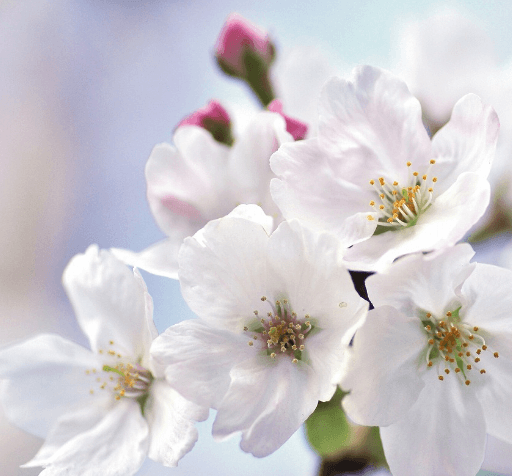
[341,244,512,476]
[0,246,207,475]
[151,205,367,457]
[270,65,499,272]
[112,111,292,279]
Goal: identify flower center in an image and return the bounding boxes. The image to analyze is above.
[85,340,153,407]
[421,308,498,386]
[244,297,315,364]
[366,160,437,228]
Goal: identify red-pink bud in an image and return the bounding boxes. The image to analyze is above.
[177,100,233,146]
[268,99,308,140]
[215,13,274,78]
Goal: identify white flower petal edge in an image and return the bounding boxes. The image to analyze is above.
[111,239,182,279]
[0,246,207,475]
[270,65,499,272]
[114,111,292,279]
[341,244,512,476]
[152,205,367,457]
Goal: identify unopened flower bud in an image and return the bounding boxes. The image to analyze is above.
[177,100,234,146]
[215,13,276,106]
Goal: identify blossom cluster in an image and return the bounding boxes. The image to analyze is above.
[2,11,512,476]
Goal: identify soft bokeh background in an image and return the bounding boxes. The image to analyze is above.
[1,0,512,475]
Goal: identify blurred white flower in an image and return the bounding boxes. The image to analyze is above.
[342,244,512,476]
[0,246,207,475]
[112,111,293,279]
[151,205,367,457]
[271,65,499,272]
[395,7,512,225]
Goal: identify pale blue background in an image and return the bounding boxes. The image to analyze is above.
[1,0,511,475]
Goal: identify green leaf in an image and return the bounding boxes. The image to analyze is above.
[305,388,351,458]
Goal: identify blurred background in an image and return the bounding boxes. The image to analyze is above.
[1,0,512,475]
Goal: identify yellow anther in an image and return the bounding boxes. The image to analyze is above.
[430,159,436,164]
[432,177,438,183]
[292,358,298,364]
[109,340,114,345]
[407,161,412,167]
[379,177,385,185]
[367,215,374,221]
[270,353,276,359]
[370,179,375,185]
[413,172,419,177]
[379,193,385,199]
[422,175,427,180]
[446,311,452,317]
[369,200,375,206]
[393,181,399,186]
[494,352,499,358]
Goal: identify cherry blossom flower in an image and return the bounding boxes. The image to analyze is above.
[341,244,512,476]
[112,111,293,279]
[270,65,499,272]
[151,205,367,457]
[0,246,207,475]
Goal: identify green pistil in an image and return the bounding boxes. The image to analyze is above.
[103,365,125,377]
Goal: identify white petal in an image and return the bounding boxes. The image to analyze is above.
[380,369,486,476]
[0,334,104,438]
[33,399,149,476]
[365,243,475,318]
[145,379,208,467]
[146,129,231,237]
[225,204,274,235]
[460,262,512,332]
[318,66,432,185]
[151,319,256,409]
[431,93,499,195]
[23,402,110,468]
[343,172,489,272]
[341,306,425,427]
[110,239,181,279]
[229,111,291,198]
[63,245,155,359]
[213,357,319,457]
[265,220,366,331]
[270,138,376,242]
[178,214,269,330]
[458,263,512,444]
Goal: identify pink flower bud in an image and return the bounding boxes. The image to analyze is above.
[268,99,308,140]
[215,13,275,78]
[177,100,233,146]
